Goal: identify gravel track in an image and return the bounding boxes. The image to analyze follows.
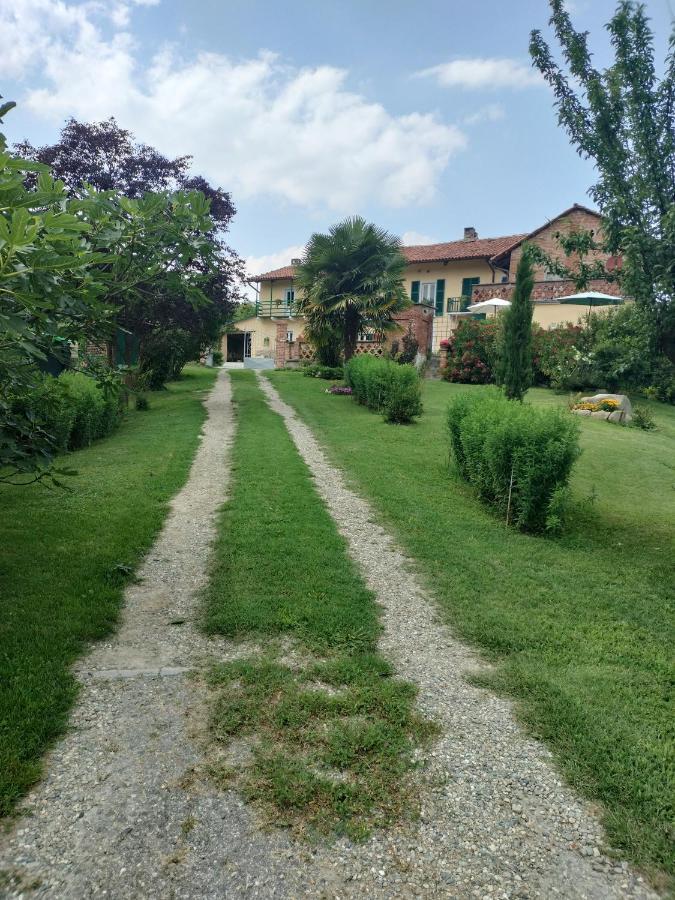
[0,370,658,899]
[255,373,657,900]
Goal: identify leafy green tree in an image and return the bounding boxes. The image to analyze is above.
[530,1,675,363]
[498,250,535,401]
[295,217,409,361]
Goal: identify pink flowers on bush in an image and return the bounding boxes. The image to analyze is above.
[326,384,352,395]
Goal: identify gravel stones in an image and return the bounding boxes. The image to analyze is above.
[0,372,659,899]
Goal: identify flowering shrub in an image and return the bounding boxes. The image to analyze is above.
[442,320,498,384]
[571,398,619,412]
[326,385,352,395]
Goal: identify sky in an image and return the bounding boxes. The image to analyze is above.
[1,0,673,280]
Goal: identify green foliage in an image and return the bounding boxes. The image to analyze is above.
[498,251,535,400]
[396,322,419,364]
[295,217,409,361]
[0,100,236,479]
[140,328,197,390]
[532,306,675,398]
[442,319,498,384]
[301,364,344,380]
[631,404,656,431]
[211,349,224,366]
[530,2,675,363]
[344,355,422,423]
[11,371,121,459]
[447,391,580,532]
[58,371,120,448]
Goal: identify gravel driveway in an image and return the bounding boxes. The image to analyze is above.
[0,371,659,899]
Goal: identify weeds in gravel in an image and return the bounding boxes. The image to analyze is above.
[204,372,436,838]
[269,371,675,884]
[0,366,217,817]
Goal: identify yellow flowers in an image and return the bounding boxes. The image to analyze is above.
[572,399,619,412]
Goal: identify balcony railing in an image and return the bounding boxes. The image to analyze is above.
[444,296,473,314]
[255,300,300,317]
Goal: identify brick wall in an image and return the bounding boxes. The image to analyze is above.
[391,304,434,353]
[509,208,609,281]
[472,277,623,304]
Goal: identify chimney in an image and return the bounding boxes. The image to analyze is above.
[463,226,477,241]
[291,257,301,265]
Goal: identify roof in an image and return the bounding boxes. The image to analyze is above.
[490,204,602,263]
[250,204,602,280]
[251,234,526,281]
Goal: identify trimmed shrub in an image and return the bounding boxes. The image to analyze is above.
[447,391,580,532]
[302,364,344,380]
[58,372,120,448]
[211,349,224,366]
[344,355,422,423]
[11,370,122,460]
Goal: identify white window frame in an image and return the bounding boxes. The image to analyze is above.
[286,330,294,343]
[285,289,295,303]
[420,281,435,304]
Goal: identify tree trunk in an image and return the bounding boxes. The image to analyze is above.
[343,307,360,361]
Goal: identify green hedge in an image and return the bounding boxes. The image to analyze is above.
[344,355,422,423]
[25,371,121,454]
[447,391,580,532]
[301,364,344,380]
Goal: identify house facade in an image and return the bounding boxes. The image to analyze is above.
[223,204,623,368]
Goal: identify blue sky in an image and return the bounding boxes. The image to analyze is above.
[1,0,673,276]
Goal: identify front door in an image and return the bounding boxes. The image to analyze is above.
[227,332,245,362]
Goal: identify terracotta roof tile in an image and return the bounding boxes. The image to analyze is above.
[251,234,527,281]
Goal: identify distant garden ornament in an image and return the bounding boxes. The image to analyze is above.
[571,393,632,424]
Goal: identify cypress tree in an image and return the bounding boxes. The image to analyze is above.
[499,249,534,401]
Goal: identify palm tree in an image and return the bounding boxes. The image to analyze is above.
[295,217,409,361]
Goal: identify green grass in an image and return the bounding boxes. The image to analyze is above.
[0,365,216,817]
[203,372,435,838]
[270,371,675,884]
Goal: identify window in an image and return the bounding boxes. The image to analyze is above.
[543,270,559,282]
[285,289,295,303]
[286,330,294,343]
[420,282,435,304]
[358,332,377,342]
[263,336,270,347]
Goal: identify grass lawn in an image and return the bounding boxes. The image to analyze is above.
[203,372,435,838]
[270,371,675,884]
[0,365,216,818]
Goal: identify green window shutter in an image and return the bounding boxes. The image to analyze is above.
[461,276,480,298]
[410,280,420,304]
[435,279,445,316]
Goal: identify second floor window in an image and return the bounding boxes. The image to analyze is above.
[287,330,294,343]
[420,282,435,304]
[285,289,295,303]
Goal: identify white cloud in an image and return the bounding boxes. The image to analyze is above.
[417,58,543,90]
[401,230,437,246]
[2,0,467,212]
[463,103,506,126]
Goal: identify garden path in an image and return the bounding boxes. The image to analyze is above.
[0,370,658,899]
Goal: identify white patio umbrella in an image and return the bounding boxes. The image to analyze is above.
[555,290,623,305]
[466,297,511,315]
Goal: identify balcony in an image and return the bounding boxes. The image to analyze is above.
[444,297,473,315]
[255,299,300,318]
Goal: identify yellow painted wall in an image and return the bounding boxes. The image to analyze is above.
[532,302,620,329]
[404,259,500,304]
[222,315,309,359]
[259,278,296,306]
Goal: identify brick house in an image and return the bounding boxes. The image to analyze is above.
[223,204,623,368]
